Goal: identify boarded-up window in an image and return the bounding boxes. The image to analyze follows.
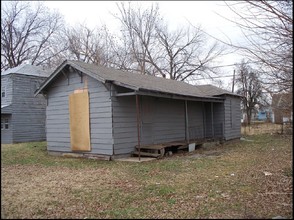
[69,90,91,151]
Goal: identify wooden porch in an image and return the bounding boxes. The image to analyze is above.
[132,138,221,158]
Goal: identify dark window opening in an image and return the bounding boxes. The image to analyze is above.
[1,118,9,130]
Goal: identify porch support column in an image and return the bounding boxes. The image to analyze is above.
[136,95,141,161]
[211,102,214,139]
[185,100,189,143]
[202,102,206,139]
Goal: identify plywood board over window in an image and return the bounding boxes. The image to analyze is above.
[69,89,91,151]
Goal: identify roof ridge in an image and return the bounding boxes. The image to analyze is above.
[37,60,240,98]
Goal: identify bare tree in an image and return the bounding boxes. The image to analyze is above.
[222,1,293,93]
[114,2,160,75]
[114,2,226,82]
[235,60,265,125]
[152,24,224,81]
[1,1,67,71]
[65,23,124,68]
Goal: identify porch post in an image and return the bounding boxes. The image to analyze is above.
[202,102,206,139]
[136,95,141,161]
[185,100,189,143]
[211,102,214,139]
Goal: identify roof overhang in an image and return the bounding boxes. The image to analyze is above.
[1,105,12,114]
[114,88,225,103]
[34,60,106,96]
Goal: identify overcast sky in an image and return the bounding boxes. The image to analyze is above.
[43,1,244,89]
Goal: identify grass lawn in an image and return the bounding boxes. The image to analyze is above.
[1,133,293,219]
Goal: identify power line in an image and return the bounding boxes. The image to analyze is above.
[193,75,234,80]
[210,59,270,69]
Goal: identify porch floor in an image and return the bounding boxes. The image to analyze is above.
[133,138,221,158]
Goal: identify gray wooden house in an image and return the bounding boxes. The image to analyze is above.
[1,64,50,144]
[35,60,241,160]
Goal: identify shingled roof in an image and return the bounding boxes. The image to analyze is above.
[36,60,239,99]
[1,64,51,77]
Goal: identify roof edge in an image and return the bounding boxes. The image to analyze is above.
[34,60,107,96]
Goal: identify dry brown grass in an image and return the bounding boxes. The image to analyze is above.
[241,122,291,136]
[1,133,293,219]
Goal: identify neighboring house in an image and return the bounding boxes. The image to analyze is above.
[241,110,257,124]
[257,106,273,122]
[1,64,50,144]
[272,93,293,124]
[35,60,241,160]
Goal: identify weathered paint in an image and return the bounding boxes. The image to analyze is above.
[1,75,13,107]
[43,67,241,157]
[1,74,47,143]
[223,95,241,140]
[1,114,12,144]
[111,93,237,156]
[45,69,113,155]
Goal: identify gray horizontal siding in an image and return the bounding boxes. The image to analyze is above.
[112,96,137,155]
[112,96,187,155]
[1,115,12,144]
[152,98,185,143]
[223,96,241,140]
[187,101,204,139]
[213,102,225,138]
[112,92,233,155]
[1,75,13,107]
[46,71,113,155]
[11,74,47,143]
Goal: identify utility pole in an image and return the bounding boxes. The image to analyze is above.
[232,69,235,93]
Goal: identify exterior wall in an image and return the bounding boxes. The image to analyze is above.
[1,75,13,107]
[10,74,47,143]
[272,93,292,124]
[273,109,292,124]
[187,101,204,140]
[112,95,187,155]
[1,73,47,144]
[200,102,224,139]
[223,95,241,140]
[1,75,13,144]
[112,95,138,155]
[212,102,225,138]
[1,114,12,144]
[46,70,113,155]
[151,97,186,144]
[112,93,228,155]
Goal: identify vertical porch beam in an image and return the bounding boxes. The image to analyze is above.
[202,102,206,139]
[211,102,214,139]
[136,95,141,161]
[185,100,189,143]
